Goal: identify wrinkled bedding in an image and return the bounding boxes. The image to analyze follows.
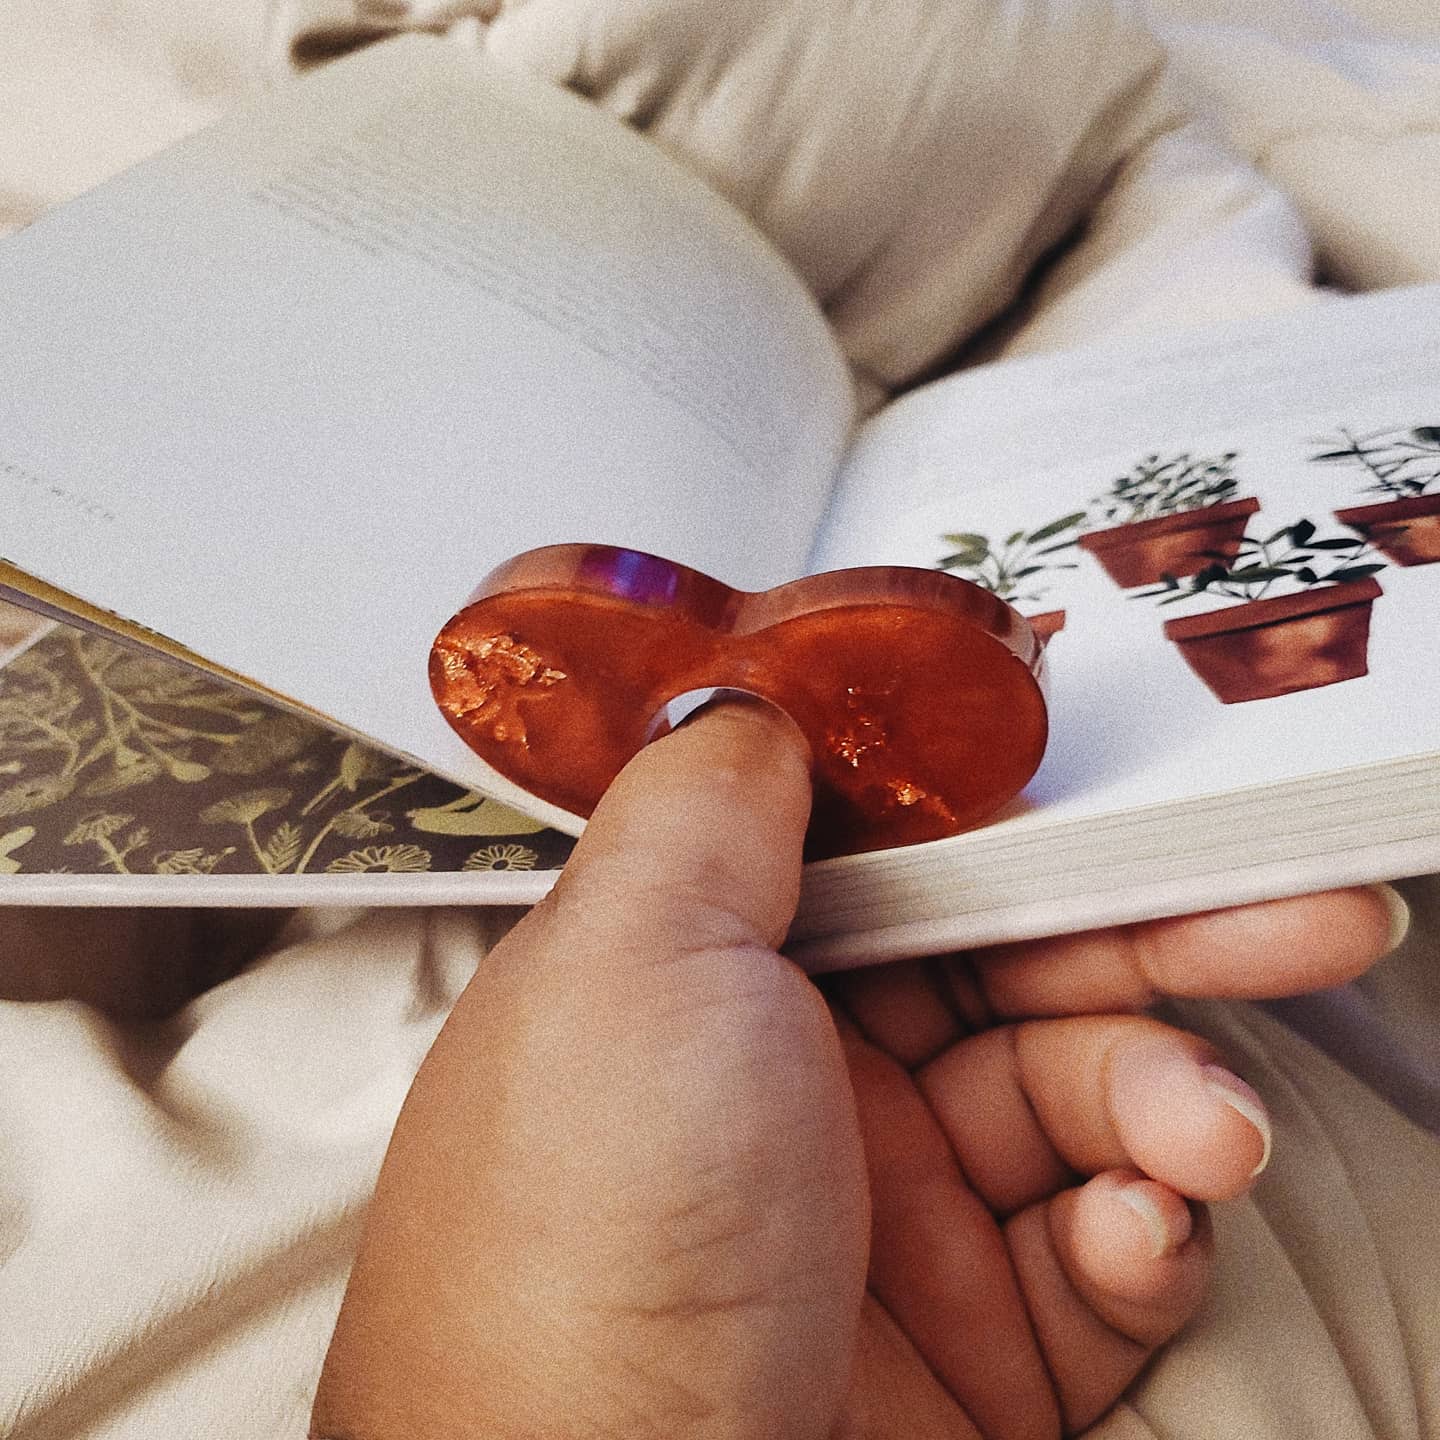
[2,1,1440,1435]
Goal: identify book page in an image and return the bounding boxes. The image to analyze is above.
[0,35,851,825]
[810,285,1440,830]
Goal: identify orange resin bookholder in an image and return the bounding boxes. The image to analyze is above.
[430,546,1049,858]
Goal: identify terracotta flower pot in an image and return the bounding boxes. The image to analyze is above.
[1027,609,1066,645]
[1078,497,1260,589]
[1333,492,1440,566]
[1162,577,1381,704]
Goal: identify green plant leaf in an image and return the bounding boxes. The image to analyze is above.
[1226,566,1291,582]
[1310,449,1360,462]
[1005,530,1025,546]
[941,533,989,549]
[1411,426,1440,443]
[1307,537,1366,550]
[1290,519,1317,546]
[1324,564,1386,583]
[1193,564,1231,589]
[1026,512,1086,543]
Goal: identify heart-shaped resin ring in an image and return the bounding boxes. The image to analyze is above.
[429,546,1049,859]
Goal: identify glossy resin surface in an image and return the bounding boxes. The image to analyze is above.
[431,546,1049,858]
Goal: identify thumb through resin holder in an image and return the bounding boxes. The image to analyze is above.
[429,545,1049,858]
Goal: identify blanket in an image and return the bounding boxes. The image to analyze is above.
[2,1,1439,1435]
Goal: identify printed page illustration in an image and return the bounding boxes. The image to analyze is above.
[813,289,1440,831]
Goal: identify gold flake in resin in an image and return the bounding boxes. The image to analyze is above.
[432,633,566,747]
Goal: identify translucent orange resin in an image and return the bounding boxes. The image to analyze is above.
[430,546,1049,859]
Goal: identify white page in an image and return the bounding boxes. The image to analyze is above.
[810,284,1440,828]
[0,36,851,827]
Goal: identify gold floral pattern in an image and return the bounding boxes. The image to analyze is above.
[64,811,133,845]
[330,808,394,839]
[200,788,293,827]
[206,713,316,776]
[326,844,432,874]
[0,772,76,816]
[152,846,236,874]
[463,843,539,872]
[0,625,575,878]
[0,826,35,873]
[63,811,151,872]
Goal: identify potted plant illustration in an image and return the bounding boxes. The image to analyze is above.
[936,511,1084,644]
[1134,519,1385,704]
[1077,451,1260,589]
[1311,424,1440,566]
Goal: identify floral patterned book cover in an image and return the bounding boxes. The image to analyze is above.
[0,607,574,884]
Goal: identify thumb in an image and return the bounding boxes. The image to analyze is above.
[312,699,863,1440]
[529,694,814,958]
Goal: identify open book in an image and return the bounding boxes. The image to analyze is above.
[2,35,1437,967]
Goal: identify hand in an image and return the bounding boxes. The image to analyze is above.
[311,700,1400,1440]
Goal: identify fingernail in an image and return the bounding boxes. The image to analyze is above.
[1202,1065,1272,1178]
[1117,1180,1192,1257]
[1368,882,1412,955]
[667,690,813,765]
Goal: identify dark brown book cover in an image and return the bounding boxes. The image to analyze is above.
[0,615,573,879]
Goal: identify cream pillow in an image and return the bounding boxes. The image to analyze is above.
[479,0,1180,387]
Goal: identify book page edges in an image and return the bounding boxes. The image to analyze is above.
[5,739,1433,974]
[0,869,559,908]
[790,831,1440,972]
[789,752,1440,967]
[4,821,1432,976]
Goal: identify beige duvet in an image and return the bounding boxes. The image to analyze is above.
[2,1,1440,1434]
